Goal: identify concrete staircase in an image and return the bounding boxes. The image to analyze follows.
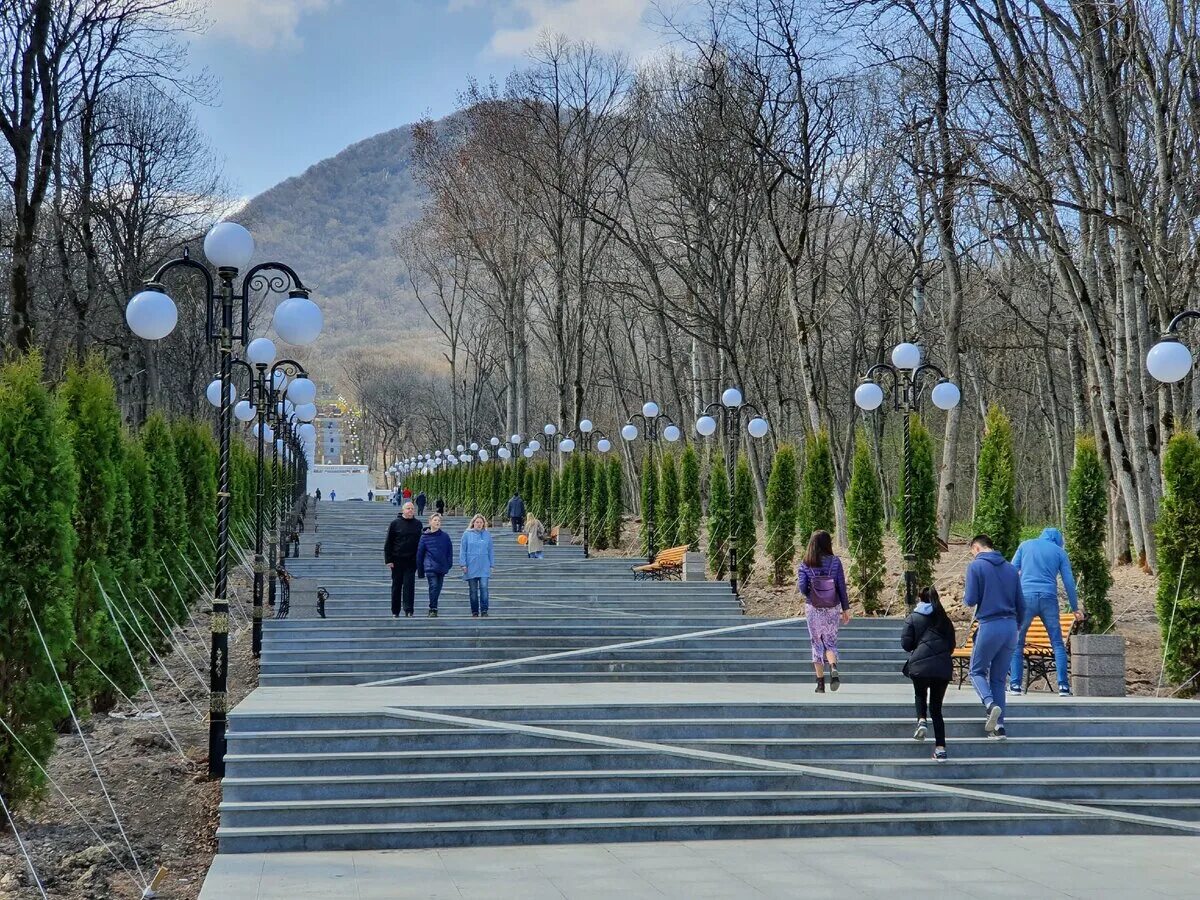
[215,502,1199,854]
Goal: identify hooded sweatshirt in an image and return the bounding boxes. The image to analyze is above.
[963,550,1025,623]
[1012,527,1078,611]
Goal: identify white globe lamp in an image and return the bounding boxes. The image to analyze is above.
[597,438,612,453]
[206,379,236,408]
[234,400,256,422]
[286,377,316,405]
[663,424,681,442]
[854,382,885,411]
[696,415,717,437]
[642,401,659,418]
[204,222,255,270]
[892,342,922,370]
[273,290,323,345]
[126,289,178,340]
[747,417,769,438]
[721,387,743,408]
[930,381,962,411]
[1147,339,1194,384]
[246,337,276,366]
[621,423,638,441]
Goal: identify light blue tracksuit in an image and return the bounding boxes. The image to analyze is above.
[1010,528,1078,691]
[460,528,495,614]
[964,550,1025,725]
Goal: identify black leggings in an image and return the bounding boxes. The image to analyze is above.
[912,677,950,746]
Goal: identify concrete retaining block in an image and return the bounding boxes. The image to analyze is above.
[1071,633,1126,697]
[684,552,707,581]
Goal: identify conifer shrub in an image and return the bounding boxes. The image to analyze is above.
[765,444,799,585]
[657,452,681,548]
[1156,431,1200,685]
[847,429,886,613]
[798,429,835,541]
[0,355,78,805]
[1065,435,1111,633]
[973,404,1020,559]
[898,417,940,589]
[606,456,624,548]
[707,455,731,578]
[733,454,756,584]
[639,454,659,557]
[589,455,609,549]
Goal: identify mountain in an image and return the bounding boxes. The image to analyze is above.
[238,122,435,364]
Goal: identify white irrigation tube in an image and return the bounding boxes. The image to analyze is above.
[0,789,47,899]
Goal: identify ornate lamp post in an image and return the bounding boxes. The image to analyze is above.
[695,389,769,599]
[1147,311,1200,390]
[558,419,612,558]
[854,341,961,609]
[124,221,321,777]
[621,401,682,561]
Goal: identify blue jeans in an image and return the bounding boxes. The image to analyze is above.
[426,572,444,611]
[528,551,544,559]
[1011,592,1068,690]
[969,618,1018,725]
[468,578,489,615]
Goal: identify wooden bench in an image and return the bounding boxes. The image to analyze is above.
[952,620,978,687]
[1021,611,1081,692]
[953,611,1079,691]
[631,545,688,581]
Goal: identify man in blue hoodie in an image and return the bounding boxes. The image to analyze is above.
[964,534,1025,738]
[1010,527,1082,696]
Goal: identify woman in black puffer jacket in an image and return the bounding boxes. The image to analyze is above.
[901,586,957,761]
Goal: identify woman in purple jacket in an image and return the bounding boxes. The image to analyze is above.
[798,530,851,693]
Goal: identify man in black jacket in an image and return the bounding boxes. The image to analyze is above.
[384,502,423,617]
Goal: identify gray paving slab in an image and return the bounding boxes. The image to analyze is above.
[199,835,1200,899]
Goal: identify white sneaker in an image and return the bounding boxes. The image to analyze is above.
[913,720,928,741]
[984,703,1002,734]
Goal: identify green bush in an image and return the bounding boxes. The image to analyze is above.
[1065,435,1111,633]
[847,429,886,613]
[173,420,217,564]
[707,455,730,578]
[0,354,78,805]
[765,444,798,585]
[798,429,834,542]
[973,404,1020,559]
[898,416,940,589]
[539,461,553,526]
[589,455,609,549]
[657,452,681,548]
[733,454,756,584]
[1156,431,1200,686]
[639,454,659,557]
[141,414,187,606]
[606,456,624,548]
[61,359,127,710]
[679,445,702,551]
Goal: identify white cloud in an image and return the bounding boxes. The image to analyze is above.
[454,0,657,58]
[203,0,336,50]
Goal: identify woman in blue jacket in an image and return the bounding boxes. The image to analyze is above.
[416,513,453,617]
[460,514,495,617]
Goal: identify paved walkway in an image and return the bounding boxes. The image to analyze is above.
[201,835,1198,898]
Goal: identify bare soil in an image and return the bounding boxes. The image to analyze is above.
[0,565,259,900]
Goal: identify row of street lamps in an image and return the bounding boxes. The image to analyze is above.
[126,221,323,778]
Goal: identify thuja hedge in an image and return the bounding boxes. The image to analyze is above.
[0,354,221,806]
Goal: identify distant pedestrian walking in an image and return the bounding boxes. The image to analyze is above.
[798,530,850,693]
[460,514,495,617]
[330,490,336,502]
[384,501,422,617]
[402,486,412,504]
[1010,527,1083,696]
[315,488,322,501]
[368,490,374,502]
[416,514,453,617]
[416,490,427,515]
[902,586,957,762]
[524,515,545,559]
[965,534,1025,738]
[435,497,446,516]
[507,492,526,533]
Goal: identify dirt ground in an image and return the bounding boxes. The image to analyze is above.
[0,564,259,900]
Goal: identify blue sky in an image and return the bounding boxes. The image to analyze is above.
[189,1,664,198]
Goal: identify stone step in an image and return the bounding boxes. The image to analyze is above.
[215,811,1142,854]
[218,789,1005,828]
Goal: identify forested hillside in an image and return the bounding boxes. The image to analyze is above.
[238,123,432,360]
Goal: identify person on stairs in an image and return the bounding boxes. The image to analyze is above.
[384,501,422,617]
[524,514,545,559]
[901,586,957,762]
[461,514,495,617]
[506,492,526,533]
[435,496,446,516]
[964,533,1025,738]
[415,490,427,516]
[416,513,453,617]
[1009,527,1083,697]
[797,530,850,693]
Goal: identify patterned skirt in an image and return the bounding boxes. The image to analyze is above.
[805,603,842,663]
